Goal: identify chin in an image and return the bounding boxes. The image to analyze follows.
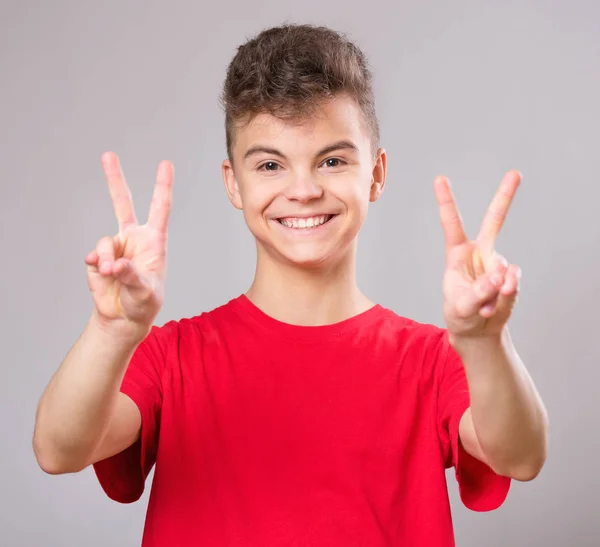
[282,251,337,270]
[270,240,355,271]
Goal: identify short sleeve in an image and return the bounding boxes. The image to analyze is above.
[437,332,511,512]
[93,322,173,504]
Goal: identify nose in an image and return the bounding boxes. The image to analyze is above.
[282,173,324,203]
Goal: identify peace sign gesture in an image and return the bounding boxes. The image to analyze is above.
[84,152,174,340]
[434,170,522,339]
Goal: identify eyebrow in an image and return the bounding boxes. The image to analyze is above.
[243,140,359,161]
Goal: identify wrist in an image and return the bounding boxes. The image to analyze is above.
[449,327,510,357]
[88,309,151,349]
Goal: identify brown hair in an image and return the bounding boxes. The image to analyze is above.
[220,24,380,160]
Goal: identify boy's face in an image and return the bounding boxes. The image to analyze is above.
[222,95,386,269]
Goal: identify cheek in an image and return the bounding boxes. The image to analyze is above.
[333,176,371,214]
[239,183,278,225]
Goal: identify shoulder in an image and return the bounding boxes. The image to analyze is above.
[374,307,451,375]
[376,306,448,347]
[143,295,244,349]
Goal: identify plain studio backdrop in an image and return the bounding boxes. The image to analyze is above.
[2,1,598,546]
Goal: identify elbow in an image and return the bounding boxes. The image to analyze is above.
[492,451,547,482]
[32,435,88,476]
[32,437,66,475]
[493,418,549,482]
[512,427,549,482]
[507,460,545,482]
[33,447,65,476]
[37,459,69,476]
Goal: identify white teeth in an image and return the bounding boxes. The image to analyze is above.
[278,215,331,229]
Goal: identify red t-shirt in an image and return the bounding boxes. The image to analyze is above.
[94,295,510,546]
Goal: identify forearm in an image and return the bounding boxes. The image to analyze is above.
[33,312,145,473]
[451,327,548,480]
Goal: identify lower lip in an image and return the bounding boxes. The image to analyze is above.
[272,215,339,236]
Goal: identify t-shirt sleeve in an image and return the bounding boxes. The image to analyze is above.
[437,331,511,512]
[93,323,171,504]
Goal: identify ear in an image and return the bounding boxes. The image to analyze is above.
[222,159,243,210]
[369,147,387,202]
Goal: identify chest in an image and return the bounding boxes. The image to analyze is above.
[160,336,439,475]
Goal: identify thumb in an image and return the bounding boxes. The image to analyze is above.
[492,264,521,318]
[456,274,502,318]
[113,258,150,292]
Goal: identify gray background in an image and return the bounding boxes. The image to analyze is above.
[2,1,598,546]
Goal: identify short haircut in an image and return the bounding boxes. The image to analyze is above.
[220,23,380,160]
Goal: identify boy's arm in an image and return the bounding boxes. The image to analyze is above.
[34,152,175,475]
[33,313,145,474]
[454,328,548,481]
[433,170,548,481]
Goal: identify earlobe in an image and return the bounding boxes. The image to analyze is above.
[370,180,384,202]
[369,147,387,203]
[222,159,243,210]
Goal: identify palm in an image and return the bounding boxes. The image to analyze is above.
[434,171,522,339]
[86,152,174,332]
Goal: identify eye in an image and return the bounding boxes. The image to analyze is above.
[321,157,345,168]
[258,161,280,172]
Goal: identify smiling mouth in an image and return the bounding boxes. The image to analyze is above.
[276,214,337,229]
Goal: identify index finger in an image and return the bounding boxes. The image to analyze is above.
[477,170,521,250]
[434,176,468,248]
[101,152,138,231]
[147,160,174,234]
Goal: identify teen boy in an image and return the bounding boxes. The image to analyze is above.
[33,23,548,547]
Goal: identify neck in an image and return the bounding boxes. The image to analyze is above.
[246,243,374,326]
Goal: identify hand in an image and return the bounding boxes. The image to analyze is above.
[84,152,174,340]
[434,170,522,340]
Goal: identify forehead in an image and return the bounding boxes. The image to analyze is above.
[233,96,371,155]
